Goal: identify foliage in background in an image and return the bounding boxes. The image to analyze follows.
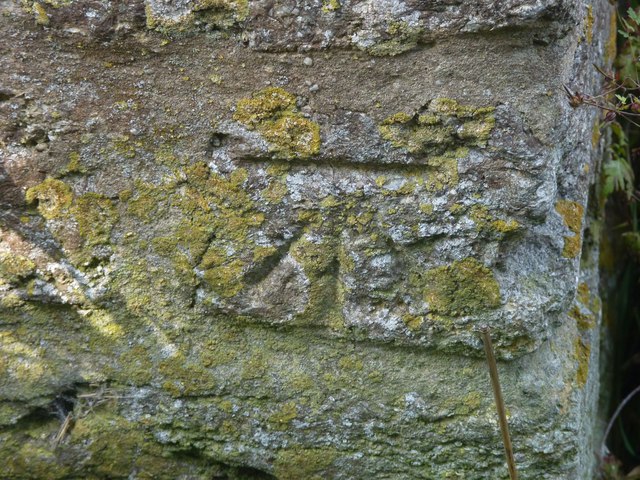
[584,2,640,478]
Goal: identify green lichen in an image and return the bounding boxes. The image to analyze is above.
[338,354,364,371]
[25,178,73,220]
[123,161,264,300]
[419,203,434,215]
[555,200,584,258]
[274,447,339,480]
[290,237,336,278]
[454,391,482,416]
[233,87,321,159]
[290,238,346,329]
[241,353,267,380]
[366,21,423,57]
[261,178,288,203]
[268,401,298,430]
[201,247,245,298]
[423,258,501,316]
[71,193,118,246]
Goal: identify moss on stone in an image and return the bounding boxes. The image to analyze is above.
[556,200,584,258]
[562,235,582,258]
[423,258,501,316]
[234,87,321,159]
[605,10,618,63]
[117,345,154,385]
[556,200,584,233]
[419,203,434,215]
[25,178,73,220]
[63,152,85,174]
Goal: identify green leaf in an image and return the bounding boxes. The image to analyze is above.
[628,8,640,26]
[616,94,629,105]
[603,157,635,199]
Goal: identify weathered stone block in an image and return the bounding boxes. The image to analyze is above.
[0,0,611,477]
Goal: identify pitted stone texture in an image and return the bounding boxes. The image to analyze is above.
[18,0,577,50]
[0,0,610,478]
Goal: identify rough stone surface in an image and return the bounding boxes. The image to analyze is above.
[0,0,611,478]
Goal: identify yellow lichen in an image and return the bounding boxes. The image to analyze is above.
[321,0,340,12]
[33,2,49,26]
[233,87,321,159]
[585,5,594,44]
[0,253,36,284]
[605,10,617,63]
[71,193,118,246]
[379,100,494,173]
[555,200,584,258]
[570,306,596,331]
[470,205,520,234]
[574,337,591,388]
[422,258,501,316]
[402,313,423,332]
[577,282,590,306]
[25,178,73,220]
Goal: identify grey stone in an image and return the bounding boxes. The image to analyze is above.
[0,0,611,478]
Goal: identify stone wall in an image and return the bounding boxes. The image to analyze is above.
[0,0,613,478]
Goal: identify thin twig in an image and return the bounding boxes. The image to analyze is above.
[482,329,518,480]
[601,384,640,457]
[52,412,73,446]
